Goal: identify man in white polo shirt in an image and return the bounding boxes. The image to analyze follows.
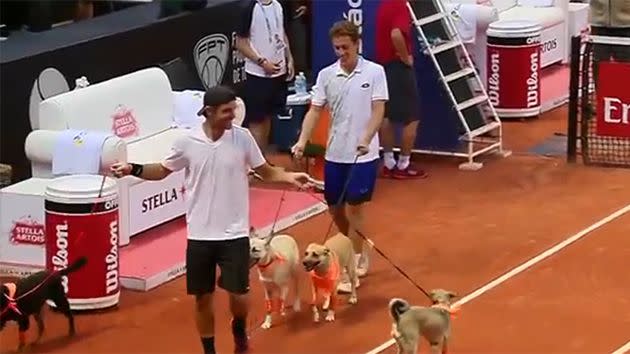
[111,86,311,354]
[292,20,389,293]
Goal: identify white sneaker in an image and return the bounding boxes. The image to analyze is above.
[336,271,360,293]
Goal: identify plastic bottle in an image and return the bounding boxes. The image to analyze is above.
[295,72,307,95]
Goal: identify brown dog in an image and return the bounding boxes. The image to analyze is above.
[389,289,459,354]
[301,232,358,323]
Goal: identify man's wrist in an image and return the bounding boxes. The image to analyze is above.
[130,163,143,177]
[256,57,267,66]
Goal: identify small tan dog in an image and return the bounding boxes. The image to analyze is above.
[301,232,358,323]
[389,289,460,354]
[249,228,301,329]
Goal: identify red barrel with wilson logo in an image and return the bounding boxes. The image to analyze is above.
[486,20,542,118]
[44,175,120,310]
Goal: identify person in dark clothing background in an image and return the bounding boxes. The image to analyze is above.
[279,0,311,76]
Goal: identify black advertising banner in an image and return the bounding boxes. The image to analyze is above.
[0,0,247,183]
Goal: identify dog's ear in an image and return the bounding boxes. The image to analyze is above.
[447,291,458,299]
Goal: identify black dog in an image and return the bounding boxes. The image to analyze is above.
[0,257,87,351]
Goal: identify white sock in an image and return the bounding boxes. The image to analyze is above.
[397,155,410,170]
[383,152,396,169]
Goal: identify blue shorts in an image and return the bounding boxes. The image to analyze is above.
[324,159,379,206]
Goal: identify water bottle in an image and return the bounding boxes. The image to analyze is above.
[295,72,307,95]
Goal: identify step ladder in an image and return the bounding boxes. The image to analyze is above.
[405,0,511,171]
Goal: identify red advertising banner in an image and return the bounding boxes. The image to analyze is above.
[596,61,630,138]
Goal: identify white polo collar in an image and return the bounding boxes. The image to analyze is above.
[335,56,365,77]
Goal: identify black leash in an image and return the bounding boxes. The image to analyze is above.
[305,180,434,302]
[321,153,360,242]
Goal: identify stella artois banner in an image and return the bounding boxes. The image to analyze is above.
[596,61,630,138]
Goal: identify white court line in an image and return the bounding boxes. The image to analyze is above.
[611,340,630,354]
[365,203,630,354]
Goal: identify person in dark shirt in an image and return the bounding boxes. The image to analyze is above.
[374,0,428,180]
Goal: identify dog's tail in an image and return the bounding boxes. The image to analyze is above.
[389,297,410,323]
[59,257,88,276]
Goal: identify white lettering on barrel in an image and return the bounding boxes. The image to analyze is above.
[526,52,539,108]
[105,220,119,294]
[52,222,69,294]
[487,53,500,106]
[603,97,630,124]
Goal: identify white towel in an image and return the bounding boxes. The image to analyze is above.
[446,3,478,43]
[172,90,205,129]
[52,129,110,176]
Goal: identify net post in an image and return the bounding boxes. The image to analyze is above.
[566,35,582,163]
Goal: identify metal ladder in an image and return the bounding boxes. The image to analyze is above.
[406,0,511,170]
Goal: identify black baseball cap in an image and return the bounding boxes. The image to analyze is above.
[196,85,237,116]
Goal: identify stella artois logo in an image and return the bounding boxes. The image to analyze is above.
[10,216,45,245]
[112,104,139,138]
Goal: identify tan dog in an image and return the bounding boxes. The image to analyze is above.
[249,228,301,329]
[301,232,358,323]
[389,289,459,354]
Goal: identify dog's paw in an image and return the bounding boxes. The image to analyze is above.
[325,310,335,322]
[261,315,273,329]
[312,311,320,323]
[348,294,358,305]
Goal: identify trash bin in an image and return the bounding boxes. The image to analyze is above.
[486,20,542,118]
[45,174,120,310]
[272,93,312,152]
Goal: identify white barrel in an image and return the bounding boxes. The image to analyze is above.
[44,174,120,310]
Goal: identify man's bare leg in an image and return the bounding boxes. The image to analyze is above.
[395,120,427,178]
[195,293,216,354]
[347,203,369,277]
[229,293,249,353]
[248,116,271,152]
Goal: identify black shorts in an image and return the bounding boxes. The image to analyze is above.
[186,237,250,295]
[384,60,420,124]
[242,73,288,125]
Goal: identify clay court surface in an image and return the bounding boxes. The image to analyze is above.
[2,106,630,354]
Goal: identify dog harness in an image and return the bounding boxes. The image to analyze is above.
[1,283,21,318]
[431,302,461,320]
[309,253,340,304]
[256,253,285,272]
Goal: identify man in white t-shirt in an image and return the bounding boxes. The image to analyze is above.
[111,86,310,354]
[235,0,295,152]
[292,21,389,293]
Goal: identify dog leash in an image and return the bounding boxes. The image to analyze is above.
[249,187,287,271]
[303,190,434,302]
[320,153,360,242]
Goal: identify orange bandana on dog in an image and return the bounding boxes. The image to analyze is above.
[310,253,340,297]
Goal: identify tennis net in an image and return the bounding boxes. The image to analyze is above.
[567,34,630,167]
